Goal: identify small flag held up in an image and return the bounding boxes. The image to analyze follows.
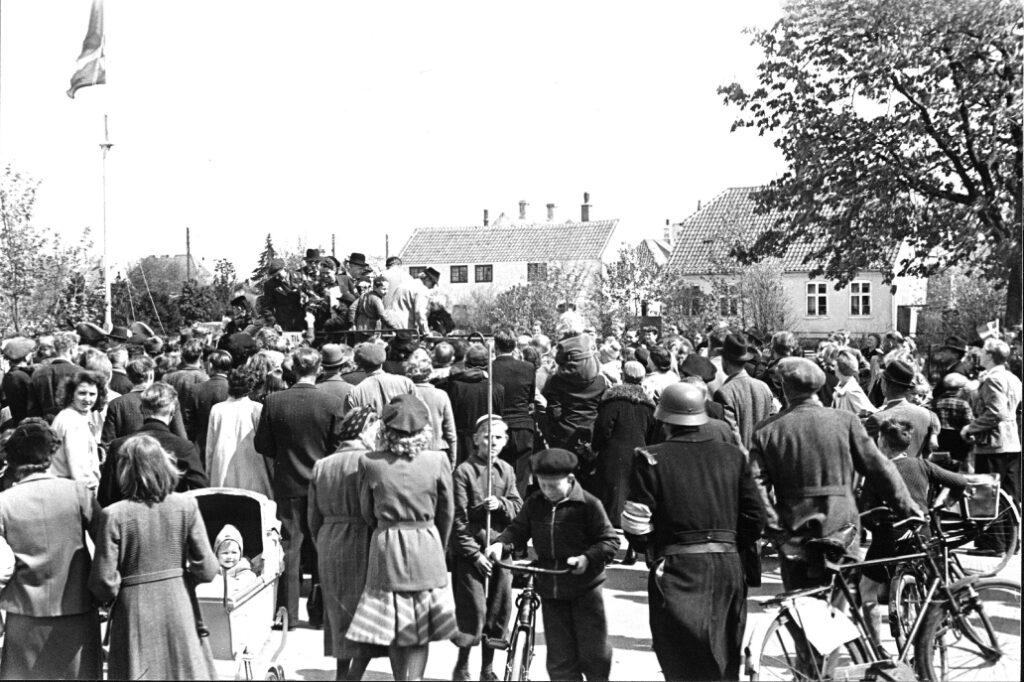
[976,319,1000,341]
[67,0,106,99]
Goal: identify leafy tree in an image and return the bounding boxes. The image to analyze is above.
[916,266,1006,349]
[177,280,226,325]
[602,243,662,323]
[252,234,278,281]
[719,0,1023,325]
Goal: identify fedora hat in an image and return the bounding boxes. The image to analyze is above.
[944,335,967,355]
[304,248,323,261]
[75,322,108,346]
[882,358,916,388]
[320,343,346,368]
[346,252,369,267]
[420,266,441,282]
[108,325,131,342]
[721,332,755,363]
[130,321,156,340]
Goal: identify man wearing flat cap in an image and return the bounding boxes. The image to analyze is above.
[865,358,940,458]
[344,342,416,416]
[2,338,36,429]
[749,357,919,593]
[622,381,765,680]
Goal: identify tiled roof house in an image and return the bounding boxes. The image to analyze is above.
[399,203,618,303]
[664,187,923,335]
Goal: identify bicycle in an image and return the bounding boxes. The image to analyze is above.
[484,560,571,682]
[745,516,1021,681]
[888,483,1021,649]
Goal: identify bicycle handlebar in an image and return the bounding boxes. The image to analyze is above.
[494,560,572,576]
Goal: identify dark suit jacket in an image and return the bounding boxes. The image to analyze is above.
[108,369,134,395]
[254,383,346,498]
[101,389,188,445]
[492,356,536,431]
[190,374,230,448]
[25,358,80,421]
[99,419,209,507]
[1,366,33,429]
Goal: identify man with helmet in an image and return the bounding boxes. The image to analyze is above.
[621,382,765,680]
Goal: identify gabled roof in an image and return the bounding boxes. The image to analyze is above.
[637,239,672,267]
[666,186,838,274]
[399,219,618,264]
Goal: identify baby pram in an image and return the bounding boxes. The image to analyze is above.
[187,488,288,680]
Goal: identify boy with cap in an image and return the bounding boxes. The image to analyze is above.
[485,448,619,681]
[451,416,524,681]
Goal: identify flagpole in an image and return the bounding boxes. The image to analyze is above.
[100,114,113,330]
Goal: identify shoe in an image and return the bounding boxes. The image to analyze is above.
[480,670,499,681]
[271,619,296,632]
[452,665,472,681]
[619,547,637,566]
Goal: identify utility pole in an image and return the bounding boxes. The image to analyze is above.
[331,233,336,259]
[385,234,389,260]
[186,226,192,282]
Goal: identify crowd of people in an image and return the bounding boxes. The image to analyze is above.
[0,270,1021,680]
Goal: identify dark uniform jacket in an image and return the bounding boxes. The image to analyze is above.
[1,366,33,429]
[99,419,209,507]
[26,358,80,421]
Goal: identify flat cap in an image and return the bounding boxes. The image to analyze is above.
[532,448,578,476]
[2,337,35,362]
[381,394,430,434]
[354,342,387,367]
[777,357,826,394]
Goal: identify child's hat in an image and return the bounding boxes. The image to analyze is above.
[532,448,577,475]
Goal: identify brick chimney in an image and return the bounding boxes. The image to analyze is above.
[664,219,672,245]
[519,200,528,220]
[483,209,489,227]
[546,203,555,221]
[581,192,591,222]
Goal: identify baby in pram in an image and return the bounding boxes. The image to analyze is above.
[213,524,259,590]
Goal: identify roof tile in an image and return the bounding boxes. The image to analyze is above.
[399,220,618,264]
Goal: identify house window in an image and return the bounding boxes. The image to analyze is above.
[475,264,493,283]
[681,285,703,317]
[719,284,740,317]
[408,266,426,279]
[527,262,548,282]
[806,282,828,316]
[450,265,468,284]
[850,281,871,316]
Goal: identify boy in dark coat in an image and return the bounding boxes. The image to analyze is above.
[486,448,619,681]
[451,416,524,681]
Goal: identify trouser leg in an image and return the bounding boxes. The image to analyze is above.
[541,597,582,681]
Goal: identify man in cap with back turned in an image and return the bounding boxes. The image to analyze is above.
[748,357,920,592]
[621,381,765,680]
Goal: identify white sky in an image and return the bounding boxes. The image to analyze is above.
[0,0,785,276]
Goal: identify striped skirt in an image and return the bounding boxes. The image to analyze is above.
[345,585,458,646]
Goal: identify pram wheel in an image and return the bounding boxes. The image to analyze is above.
[265,664,286,680]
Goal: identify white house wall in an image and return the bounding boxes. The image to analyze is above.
[407,259,603,305]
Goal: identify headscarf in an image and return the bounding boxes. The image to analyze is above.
[214,524,244,556]
[338,405,377,442]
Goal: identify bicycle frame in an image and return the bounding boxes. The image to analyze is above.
[503,573,542,681]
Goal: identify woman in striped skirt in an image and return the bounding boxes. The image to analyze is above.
[345,394,458,681]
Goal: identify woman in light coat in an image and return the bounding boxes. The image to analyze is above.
[50,370,107,493]
[206,367,273,496]
[405,348,457,464]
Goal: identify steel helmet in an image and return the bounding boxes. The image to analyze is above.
[655,382,709,426]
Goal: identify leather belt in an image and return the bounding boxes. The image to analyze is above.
[121,568,183,587]
[663,542,736,556]
[378,520,433,531]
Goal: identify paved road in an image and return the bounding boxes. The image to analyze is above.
[222,548,1021,681]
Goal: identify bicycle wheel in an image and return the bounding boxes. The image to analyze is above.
[748,610,869,680]
[913,578,1021,681]
[947,489,1020,576]
[889,564,927,650]
[505,627,532,681]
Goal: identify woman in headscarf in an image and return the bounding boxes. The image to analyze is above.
[0,419,102,679]
[308,406,389,681]
[89,433,219,680]
[344,396,457,681]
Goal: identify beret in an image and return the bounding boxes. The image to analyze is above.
[381,394,430,434]
[354,342,387,367]
[622,360,646,382]
[532,448,578,475]
[678,354,717,384]
[2,337,35,362]
[777,357,826,394]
